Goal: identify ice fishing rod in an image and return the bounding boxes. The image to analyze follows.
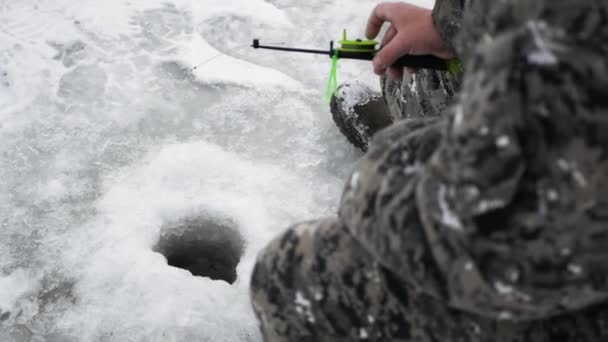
[252,30,461,102]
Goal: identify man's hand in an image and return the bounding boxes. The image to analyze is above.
[366,2,453,80]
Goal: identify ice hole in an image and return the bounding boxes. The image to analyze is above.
[153,215,245,284]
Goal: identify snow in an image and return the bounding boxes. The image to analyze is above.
[494,281,514,295]
[498,311,514,321]
[350,171,361,189]
[453,104,463,128]
[568,264,583,276]
[438,183,464,231]
[0,0,434,341]
[294,291,315,323]
[184,35,302,89]
[527,21,558,66]
[528,51,558,66]
[337,81,375,112]
[0,270,40,315]
[474,199,506,214]
[556,159,588,188]
[496,135,511,148]
[464,261,474,271]
[547,189,559,202]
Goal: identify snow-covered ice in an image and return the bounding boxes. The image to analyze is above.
[0,0,433,341]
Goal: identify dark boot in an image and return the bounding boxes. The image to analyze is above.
[330,83,393,151]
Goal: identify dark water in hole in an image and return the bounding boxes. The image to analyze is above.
[154,216,245,284]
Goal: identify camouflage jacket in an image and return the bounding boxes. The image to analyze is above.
[343,0,608,322]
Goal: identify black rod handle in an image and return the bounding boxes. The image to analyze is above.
[394,54,448,70]
[337,50,448,70]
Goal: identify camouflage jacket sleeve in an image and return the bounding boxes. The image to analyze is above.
[418,0,608,322]
[431,0,464,55]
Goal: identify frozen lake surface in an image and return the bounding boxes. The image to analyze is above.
[0,0,431,341]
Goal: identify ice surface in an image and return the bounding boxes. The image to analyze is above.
[0,0,432,341]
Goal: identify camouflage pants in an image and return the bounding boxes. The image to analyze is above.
[250,202,608,342]
[249,217,480,342]
[381,68,461,120]
[250,92,608,342]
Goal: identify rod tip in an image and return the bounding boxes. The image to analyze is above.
[252,39,260,48]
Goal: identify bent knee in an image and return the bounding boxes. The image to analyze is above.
[250,219,338,305]
[250,219,344,340]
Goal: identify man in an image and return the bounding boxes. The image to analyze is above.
[251,1,608,341]
[331,1,460,152]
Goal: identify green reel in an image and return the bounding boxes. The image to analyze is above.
[337,30,378,53]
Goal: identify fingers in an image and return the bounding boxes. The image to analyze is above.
[373,32,412,75]
[366,3,395,39]
[383,27,403,80]
[381,25,397,48]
